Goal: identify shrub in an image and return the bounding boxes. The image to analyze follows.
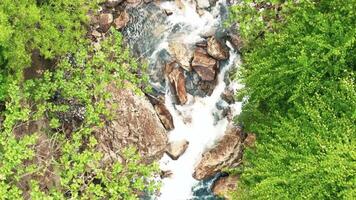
[229,0,356,199]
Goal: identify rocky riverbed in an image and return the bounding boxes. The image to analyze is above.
[89,0,252,199]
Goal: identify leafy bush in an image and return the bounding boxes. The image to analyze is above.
[0,0,157,199]
[229,0,356,199]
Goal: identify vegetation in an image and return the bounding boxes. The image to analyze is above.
[0,0,157,199]
[229,0,356,199]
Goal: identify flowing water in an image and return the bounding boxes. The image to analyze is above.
[123,0,242,199]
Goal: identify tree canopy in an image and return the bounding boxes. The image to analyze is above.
[229,0,356,199]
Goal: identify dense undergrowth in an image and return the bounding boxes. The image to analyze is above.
[231,0,356,199]
[229,0,355,199]
[0,0,158,199]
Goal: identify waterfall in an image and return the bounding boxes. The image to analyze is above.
[123,0,243,199]
[159,44,241,200]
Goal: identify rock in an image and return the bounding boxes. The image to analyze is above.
[221,88,235,104]
[168,67,188,105]
[154,102,174,131]
[216,99,229,110]
[228,33,244,52]
[99,13,113,33]
[160,170,173,179]
[196,0,210,9]
[113,11,130,30]
[207,36,229,60]
[185,71,217,97]
[196,40,208,48]
[166,140,189,160]
[244,133,256,147]
[193,124,243,180]
[96,84,168,163]
[191,47,218,81]
[91,30,102,39]
[168,42,193,71]
[106,0,123,7]
[212,175,238,199]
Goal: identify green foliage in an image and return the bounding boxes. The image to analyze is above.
[0,0,157,199]
[229,0,356,199]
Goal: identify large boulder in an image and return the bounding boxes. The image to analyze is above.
[193,124,243,180]
[212,175,238,199]
[166,140,189,160]
[207,36,229,60]
[168,66,188,105]
[168,41,193,71]
[191,47,218,81]
[96,84,168,163]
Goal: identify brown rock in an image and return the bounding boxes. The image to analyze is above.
[154,102,174,130]
[221,88,235,104]
[99,13,113,32]
[207,36,229,60]
[191,47,218,81]
[244,133,256,147]
[168,41,193,71]
[193,124,243,180]
[166,140,189,160]
[196,40,208,48]
[96,84,168,163]
[113,11,130,30]
[228,33,244,52]
[168,67,188,105]
[212,175,238,199]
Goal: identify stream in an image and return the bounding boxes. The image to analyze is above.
[122,0,242,199]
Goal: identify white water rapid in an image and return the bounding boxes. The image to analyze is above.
[145,1,243,199]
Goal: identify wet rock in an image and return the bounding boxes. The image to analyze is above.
[148,49,172,93]
[113,11,130,30]
[244,133,256,147]
[106,0,123,7]
[96,84,168,163]
[186,71,217,97]
[168,67,188,105]
[212,175,238,199]
[160,170,173,178]
[191,47,218,81]
[196,0,210,9]
[168,41,193,71]
[99,13,113,32]
[154,102,174,131]
[216,99,229,110]
[221,88,235,104]
[166,140,189,160]
[122,3,166,56]
[207,36,229,60]
[193,124,243,180]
